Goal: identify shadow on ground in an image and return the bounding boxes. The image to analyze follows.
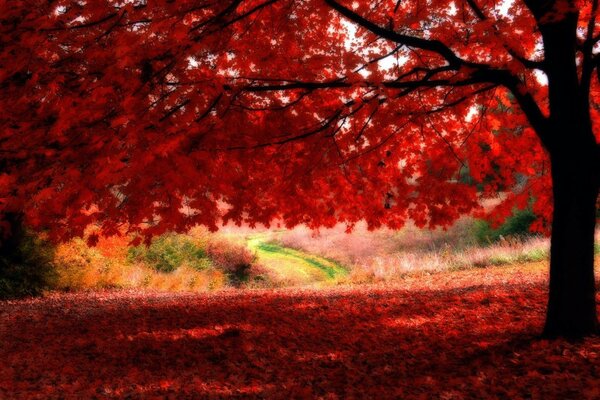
[1,280,599,399]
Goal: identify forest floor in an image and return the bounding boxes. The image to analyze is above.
[2,260,600,399]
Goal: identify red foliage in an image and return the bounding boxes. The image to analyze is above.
[2,268,599,399]
[5,0,598,241]
[2,0,598,341]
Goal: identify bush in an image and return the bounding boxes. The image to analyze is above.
[55,235,233,292]
[204,239,256,286]
[473,208,537,245]
[126,232,257,287]
[53,238,126,291]
[127,233,212,273]
[0,218,57,299]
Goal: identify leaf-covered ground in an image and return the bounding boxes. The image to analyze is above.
[2,262,599,399]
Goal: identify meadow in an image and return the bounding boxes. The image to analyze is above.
[1,210,573,295]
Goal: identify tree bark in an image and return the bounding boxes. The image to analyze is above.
[0,213,25,260]
[535,10,599,338]
[543,143,599,338]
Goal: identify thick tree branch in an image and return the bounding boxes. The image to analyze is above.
[324,0,465,68]
[521,0,554,22]
[504,80,551,146]
[505,48,545,70]
[324,0,549,147]
[464,0,486,20]
[464,0,544,70]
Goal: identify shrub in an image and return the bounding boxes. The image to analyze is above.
[204,239,256,286]
[0,218,57,299]
[127,233,212,273]
[125,232,258,287]
[53,238,125,290]
[473,208,537,245]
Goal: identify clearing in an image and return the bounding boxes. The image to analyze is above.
[246,234,348,284]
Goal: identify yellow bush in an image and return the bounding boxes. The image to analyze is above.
[54,238,135,290]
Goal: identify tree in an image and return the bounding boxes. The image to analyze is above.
[1,0,598,337]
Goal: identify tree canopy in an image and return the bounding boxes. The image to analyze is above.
[6,0,590,243]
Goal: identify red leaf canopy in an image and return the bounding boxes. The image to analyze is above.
[2,0,598,241]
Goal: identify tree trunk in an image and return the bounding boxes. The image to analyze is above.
[543,145,599,338]
[536,10,599,337]
[0,213,25,257]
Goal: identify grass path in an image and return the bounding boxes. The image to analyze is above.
[246,234,347,285]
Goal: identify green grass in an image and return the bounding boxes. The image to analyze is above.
[247,236,347,284]
[256,242,346,278]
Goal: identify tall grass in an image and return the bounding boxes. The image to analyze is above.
[346,236,550,283]
[265,218,558,284]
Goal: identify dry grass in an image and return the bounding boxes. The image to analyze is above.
[346,237,550,283]
[258,218,556,284]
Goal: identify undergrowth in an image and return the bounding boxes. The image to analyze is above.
[3,212,598,297]
[0,225,57,299]
[52,231,262,293]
